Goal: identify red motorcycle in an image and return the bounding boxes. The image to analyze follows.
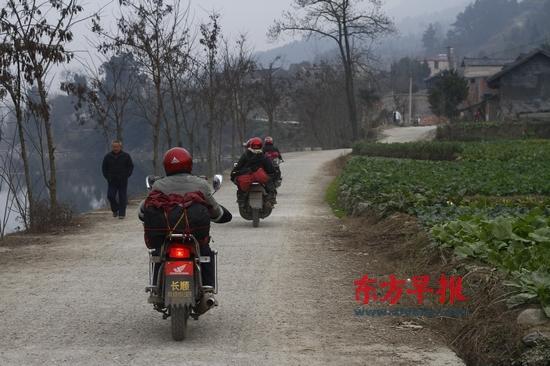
[143,174,224,341]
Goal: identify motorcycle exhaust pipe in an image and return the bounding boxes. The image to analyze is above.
[197,293,217,314]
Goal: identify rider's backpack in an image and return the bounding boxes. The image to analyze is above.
[142,191,212,249]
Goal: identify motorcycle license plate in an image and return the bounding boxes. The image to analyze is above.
[249,191,263,209]
[164,261,194,305]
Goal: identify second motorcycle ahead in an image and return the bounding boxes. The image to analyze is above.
[232,137,281,228]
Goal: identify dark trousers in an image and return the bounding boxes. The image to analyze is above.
[107,179,128,217]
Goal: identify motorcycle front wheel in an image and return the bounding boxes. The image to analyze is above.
[170,305,189,341]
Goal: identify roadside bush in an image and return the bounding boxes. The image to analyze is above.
[353,141,462,161]
[437,120,550,141]
[30,200,73,233]
[460,139,550,162]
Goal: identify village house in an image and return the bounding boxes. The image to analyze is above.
[486,49,550,120]
[425,54,450,77]
[460,57,513,119]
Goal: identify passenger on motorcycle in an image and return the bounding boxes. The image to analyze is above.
[262,136,284,162]
[231,137,277,207]
[263,136,283,182]
[139,147,231,289]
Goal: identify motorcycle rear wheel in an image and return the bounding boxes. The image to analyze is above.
[252,208,260,228]
[170,305,189,341]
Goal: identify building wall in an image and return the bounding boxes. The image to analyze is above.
[427,59,450,77]
[499,54,550,116]
[464,66,505,107]
[466,77,500,107]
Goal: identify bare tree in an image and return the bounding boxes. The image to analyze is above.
[95,0,191,174]
[221,35,256,156]
[199,12,221,176]
[256,57,284,136]
[270,0,394,141]
[291,62,349,147]
[0,0,87,212]
[62,53,142,147]
[163,36,194,148]
[0,36,35,226]
[0,112,29,234]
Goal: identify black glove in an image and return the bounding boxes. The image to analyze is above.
[213,205,232,224]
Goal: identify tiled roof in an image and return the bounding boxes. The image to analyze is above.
[462,57,514,67]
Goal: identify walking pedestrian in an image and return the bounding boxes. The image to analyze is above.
[102,140,134,219]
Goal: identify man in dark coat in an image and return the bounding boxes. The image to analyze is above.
[102,140,134,219]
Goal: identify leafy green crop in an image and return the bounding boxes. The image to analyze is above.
[338,140,550,314]
[431,211,550,316]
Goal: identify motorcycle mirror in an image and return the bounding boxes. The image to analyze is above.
[146,175,160,190]
[146,175,153,190]
[213,174,223,192]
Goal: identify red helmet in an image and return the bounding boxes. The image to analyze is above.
[248,137,263,154]
[264,136,274,145]
[163,147,193,175]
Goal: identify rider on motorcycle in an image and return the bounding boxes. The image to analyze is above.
[231,137,277,207]
[139,147,232,290]
[263,136,284,162]
[263,136,283,182]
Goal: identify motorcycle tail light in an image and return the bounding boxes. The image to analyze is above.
[168,244,191,259]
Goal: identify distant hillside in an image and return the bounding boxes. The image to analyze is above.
[385,0,470,21]
[255,38,334,67]
[445,0,550,58]
[255,0,550,68]
[254,1,469,67]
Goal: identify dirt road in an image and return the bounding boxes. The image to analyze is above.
[0,150,463,365]
[380,126,437,143]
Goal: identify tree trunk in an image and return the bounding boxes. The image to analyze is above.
[231,117,236,160]
[116,117,123,142]
[153,74,164,175]
[14,99,33,230]
[268,109,274,136]
[344,68,359,141]
[163,116,173,148]
[207,75,215,177]
[342,18,359,141]
[36,77,57,212]
[207,120,214,177]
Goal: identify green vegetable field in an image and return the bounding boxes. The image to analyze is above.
[339,140,550,315]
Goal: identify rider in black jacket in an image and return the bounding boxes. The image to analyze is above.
[231,137,277,206]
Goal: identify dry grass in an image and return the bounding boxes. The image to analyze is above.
[335,212,525,366]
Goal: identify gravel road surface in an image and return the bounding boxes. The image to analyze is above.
[0,149,463,366]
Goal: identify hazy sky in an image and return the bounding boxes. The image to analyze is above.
[59,0,469,84]
[77,0,469,53]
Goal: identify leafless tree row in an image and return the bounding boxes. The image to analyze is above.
[0,0,392,233]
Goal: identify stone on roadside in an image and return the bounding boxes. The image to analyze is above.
[517,308,549,327]
[522,331,550,347]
